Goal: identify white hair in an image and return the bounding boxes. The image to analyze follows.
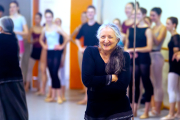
[0,16,14,32]
[96,23,122,42]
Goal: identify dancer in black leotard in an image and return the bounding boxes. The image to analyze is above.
[125,8,153,119]
[161,17,180,120]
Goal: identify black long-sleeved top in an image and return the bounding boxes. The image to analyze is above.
[82,47,133,120]
[168,34,180,75]
[0,33,23,84]
[76,22,100,46]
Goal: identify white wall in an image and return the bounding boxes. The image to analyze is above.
[0,0,11,16]
[94,0,180,49]
[39,0,71,34]
[96,0,180,33]
[39,0,71,88]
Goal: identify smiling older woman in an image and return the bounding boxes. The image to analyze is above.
[82,23,133,120]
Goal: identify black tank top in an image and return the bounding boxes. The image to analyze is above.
[128,27,148,48]
[59,34,64,45]
[128,27,151,65]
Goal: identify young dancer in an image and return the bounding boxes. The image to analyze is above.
[39,9,69,104]
[75,6,101,105]
[9,1,28,65]
[25,12,43,92]
[161,17,180,120]
[150,7,167,116]
[125,8,153,119]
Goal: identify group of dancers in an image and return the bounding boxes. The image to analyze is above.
[0,1,98,105]
[117,2,180,120]
[0,1,180,120]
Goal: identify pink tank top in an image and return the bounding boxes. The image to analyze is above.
[122,21,133,34]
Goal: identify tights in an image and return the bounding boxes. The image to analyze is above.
[47,50,63,89]
[150,52,164,102]
[168,72,180,103]
[129,64,153,103]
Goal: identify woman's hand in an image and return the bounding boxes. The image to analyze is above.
[43,45,48,50]
[14,31,20,35]
[126,48,138,59]
[126,48,134,53]
[176,54,180,61]
[54,45,64,50]
[112,74,118,82]
[172,52,180,61]
[134,52,138,58]
[67,37,71,42]
[28,38,39,44]
[80,47,86,53]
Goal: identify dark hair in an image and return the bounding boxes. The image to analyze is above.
[0,5,4,12]
[82,11,86,14]
[114,18,121,26]
[136,2,140,8]
[140,7,147,15]
[56,18,62,24]
[145,16,152,23]
[128,2,135,8]
[36,12,42,18]
[168,17,178,28]
[105,46,125,75]
[151,7,162,15]
[10,1,19,7]
[45,9,53,17]
[10,1,20,13]
[87,5,96,11]
[128,1,140,9]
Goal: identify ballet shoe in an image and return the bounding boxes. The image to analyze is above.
[45,95,51,100]
[57,97,63,104]
[62,97,66,102]
[46,94,51,98]
[149,110,160,117]
[45,98,56,102]
[174,113,180,119]
[77,99,87,105]
[140,113,149,119]
[35,92,45,96]
[160,114,175,120]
